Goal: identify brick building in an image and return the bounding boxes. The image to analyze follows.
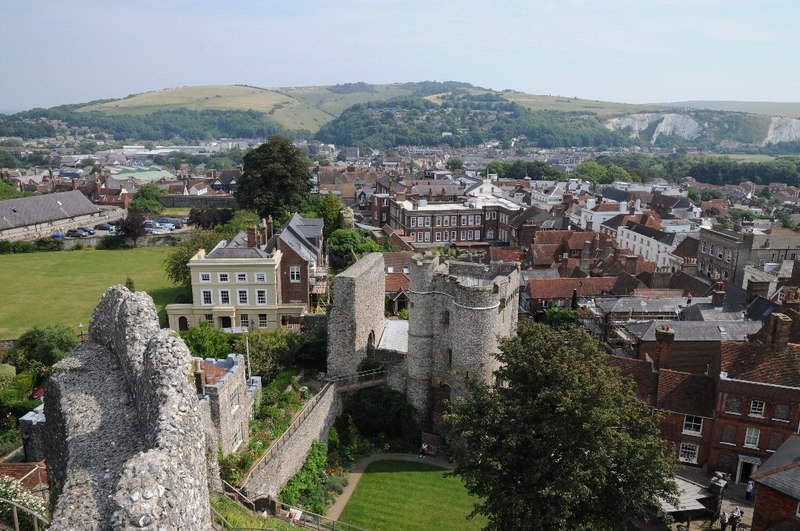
[750,434,800,531]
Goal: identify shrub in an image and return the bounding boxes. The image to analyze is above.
[96,235,125,250]
[12,324,78,369]
[398,308,409,320]
[71,241,85,250]
[34,238,64,251]
[125,277,136,291]
[0,241,11,254]
[11,241,35,253]
[279,441,328,514]
[346,388,420,445]
[0,474,49,529]
[324,475,347,495]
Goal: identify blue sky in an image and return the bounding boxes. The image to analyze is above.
[1,0,797,112]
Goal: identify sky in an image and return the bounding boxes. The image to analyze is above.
[1,0,798,113]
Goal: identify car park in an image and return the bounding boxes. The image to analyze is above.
[66,229,88,238]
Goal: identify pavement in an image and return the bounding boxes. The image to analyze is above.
[326,452,454,521]
[666,466,754,530]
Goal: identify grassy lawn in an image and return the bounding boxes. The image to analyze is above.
[340,460,486,531]
[211,496,294,530]
[160,206,193,217]
[0,248,180,339]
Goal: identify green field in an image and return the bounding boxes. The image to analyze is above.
[340,460,486,531]
[0,248,178,339]
[666,100,800,118]
[691,153,777,163]
[502,91,668,116]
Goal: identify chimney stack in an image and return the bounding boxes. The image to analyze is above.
[581,240,592,269]
[655,325,675,370]
[681,257,697,277]
[247,226,257,248]
[267,215,274,239]
[712,281,725,307]
[625,255,638,275]
[746,279,771,303]
[192,359,207,394]
[260,218,268,245]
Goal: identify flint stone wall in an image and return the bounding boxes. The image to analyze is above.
[327,253,385,377]
[45,285,212,530]
[243,384,342,499]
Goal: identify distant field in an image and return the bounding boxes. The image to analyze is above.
[0,248,177,339]
[502,92,668,116]
[340,460,486,531]
[666,101,800,118]
[77,85,334,131]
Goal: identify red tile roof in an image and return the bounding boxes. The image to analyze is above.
[720,341,800,388]
[488,246,522,263]
[385,272,410,294]
[202,362,229,385]
[656,369,716,417]
[527,276,616,300]
[607,356,657,406]
[531,244,562,266]
[595,202,625,212]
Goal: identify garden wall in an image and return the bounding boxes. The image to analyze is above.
[242,385,342,500]
[158,195,239,209]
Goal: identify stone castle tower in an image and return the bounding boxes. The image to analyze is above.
[406,255,519,425]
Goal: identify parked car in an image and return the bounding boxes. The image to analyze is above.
[94,223,113,231]
[51,233,65,239]
[66,229,88,238]
[157,217,183,228]
[80,226,96,235]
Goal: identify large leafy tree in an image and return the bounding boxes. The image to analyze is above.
[163,229,223,287]
[235,136,312,219]
[128,183,164,215]
[119,211,147,247]
[444,321,677,531]
[327,228,382,269]
[11,324,78,369]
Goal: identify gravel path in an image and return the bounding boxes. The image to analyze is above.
[326,452,455,521]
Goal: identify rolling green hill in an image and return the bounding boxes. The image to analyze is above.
[5,83,800,151]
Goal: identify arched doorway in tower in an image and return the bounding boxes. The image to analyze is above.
[178,316,189,331]
[367,330,375,355]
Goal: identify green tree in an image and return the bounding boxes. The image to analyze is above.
[444,321,677,531]
[164,230,223,286]
[235,136,313,219]
[542,307,579,329]
[128,183,164,215]
[216,209,260,240]
[446,157,464,171]
[0,180,23,200]
[179,321,232,359]
[234,329,304,379]
[686,187,701,203]
[314,193,342,242]
[573,160,607,184]
[119,211,147,247]
[11,324,78,369]
[327,228,382,269]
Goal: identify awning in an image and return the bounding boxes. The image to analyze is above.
[738,454,762,465]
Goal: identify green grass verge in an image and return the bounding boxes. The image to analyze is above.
[340,460,486,531]
[0,248,178,339]
[160,207,193,217]
[211,496,294,530]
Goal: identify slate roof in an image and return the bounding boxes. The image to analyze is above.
[207,232,272,259]
[624,320,762,342]
[623,221,676,245]
[596,296,709,315]
[669,270,711,297]
[720,340,800,388]
[0,190,100,230]
[379,319,408,353]
[750,434,800,499]
[508,205,548,229]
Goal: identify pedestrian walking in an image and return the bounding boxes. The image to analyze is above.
[729,513,739,530]
[746,480,754,500]
[719,510,729,531]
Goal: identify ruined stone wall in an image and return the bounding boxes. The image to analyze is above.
[44,286,213,530]
[327,253,385,377]
[243,385,342,499]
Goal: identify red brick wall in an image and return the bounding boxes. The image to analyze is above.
[277,242,309,307]
[752,484,799,531]
[659,412,712,466]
